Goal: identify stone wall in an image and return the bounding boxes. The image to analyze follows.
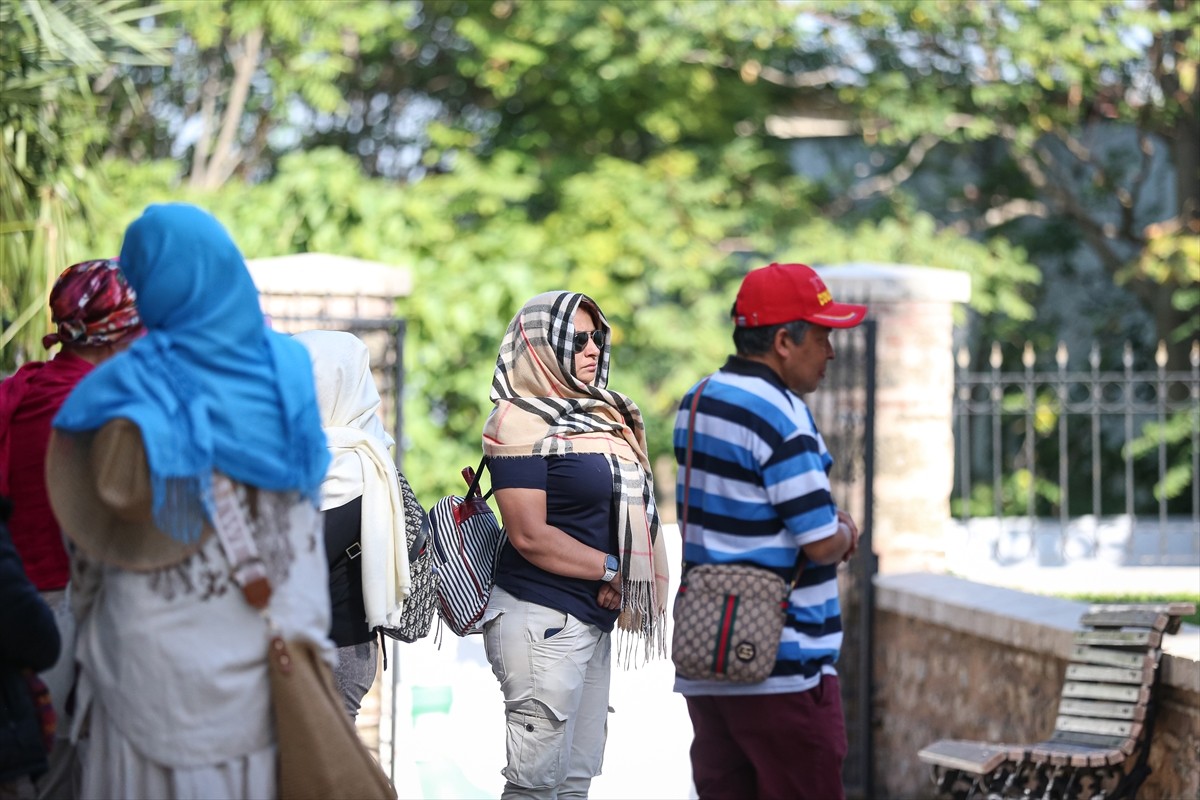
[872,573,1200,800]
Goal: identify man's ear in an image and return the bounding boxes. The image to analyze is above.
[772,326,791,358]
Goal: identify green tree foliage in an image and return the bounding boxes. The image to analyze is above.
[33,0,1199,507]
[0,0,170,365]
[148,0,408,189]
[80,139,1038,501]
[52,0,1045,498]
[806,0,1199,369]
[802,0,1197,507]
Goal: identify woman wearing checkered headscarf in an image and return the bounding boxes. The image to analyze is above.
[480,290,669,799]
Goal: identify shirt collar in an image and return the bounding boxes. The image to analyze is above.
[721,355,791,395]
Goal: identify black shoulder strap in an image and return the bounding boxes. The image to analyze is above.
[463,455,492,501]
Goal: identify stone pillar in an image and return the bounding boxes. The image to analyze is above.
[819,264,971,574]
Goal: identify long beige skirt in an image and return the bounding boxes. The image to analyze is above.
[79,698,276,800]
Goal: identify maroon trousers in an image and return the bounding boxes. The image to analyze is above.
[685,675,848,800]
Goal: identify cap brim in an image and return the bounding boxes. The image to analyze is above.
[45,428,211,571]
[806,302,867,329]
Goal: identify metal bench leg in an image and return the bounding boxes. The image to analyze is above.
[1060,768,1080,800]
[928,765,965,800]
[996,759,1030,799]
[1039,763,1066,800]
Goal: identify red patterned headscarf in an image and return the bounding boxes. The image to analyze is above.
[42,259,143,349]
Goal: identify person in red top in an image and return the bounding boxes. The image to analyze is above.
[0,258,142,800]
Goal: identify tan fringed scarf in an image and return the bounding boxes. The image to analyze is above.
[482,291,669,664]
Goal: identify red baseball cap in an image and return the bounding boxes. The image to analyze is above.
[732,263,867,329]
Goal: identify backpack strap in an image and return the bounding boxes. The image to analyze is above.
[462,455,492,501]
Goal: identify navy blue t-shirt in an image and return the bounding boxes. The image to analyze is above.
[488,453,619,631]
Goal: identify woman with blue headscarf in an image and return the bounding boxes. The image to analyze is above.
[45,204,335,800]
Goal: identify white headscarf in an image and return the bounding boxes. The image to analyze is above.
[294,330,410,629]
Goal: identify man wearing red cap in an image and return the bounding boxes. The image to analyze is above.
[672,262,866,800]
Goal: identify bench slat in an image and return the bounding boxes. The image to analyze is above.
[1058,698,1145,721]
[1055,715,1140,738]
[1065,663,1151,685]
[917,739,1010,774]
[1061,682,1147,703]
[1081,609,1168,630]
[1069,646,1154,670]
[1047,730,1131,750]
[1049,730,1138,758]
[1028,741,1118,768]
[1074,629,1160,648]
[1087,602,1195,615]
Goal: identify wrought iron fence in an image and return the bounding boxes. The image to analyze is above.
[953,339,1199,567]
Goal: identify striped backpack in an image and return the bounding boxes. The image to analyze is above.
[427,456,508,636]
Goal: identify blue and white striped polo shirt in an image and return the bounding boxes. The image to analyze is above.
[672,356,842,696]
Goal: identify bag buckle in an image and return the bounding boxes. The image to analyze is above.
[346,542,362,559]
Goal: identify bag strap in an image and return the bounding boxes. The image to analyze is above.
[680,377,711,544]
[462,454,492,501]
[211,473,273,611]
[679,377,712,579]
[680,377,805,591]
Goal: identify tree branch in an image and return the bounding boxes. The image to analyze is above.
[680,49,840,88]
[204,26,263,190]
[189,74,218,189]
[1020,144,1130,273]
[979,199,1049,230]
[1121,132,1156,241]
[826,133,940,216]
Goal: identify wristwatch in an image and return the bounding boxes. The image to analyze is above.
[601,554,619,583]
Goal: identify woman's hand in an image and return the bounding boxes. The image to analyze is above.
[597,577,621,610]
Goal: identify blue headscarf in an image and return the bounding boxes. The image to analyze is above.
[54,203,330,543]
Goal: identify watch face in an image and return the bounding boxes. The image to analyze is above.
[605,554,619,572]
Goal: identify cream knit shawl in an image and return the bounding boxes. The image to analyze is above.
[295,330,410,630]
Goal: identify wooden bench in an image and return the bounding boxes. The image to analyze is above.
[917,602,1195,800]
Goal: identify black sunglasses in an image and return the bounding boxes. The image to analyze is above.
[572,330,605,353]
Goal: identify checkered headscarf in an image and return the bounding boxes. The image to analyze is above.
[482,291,669,663]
